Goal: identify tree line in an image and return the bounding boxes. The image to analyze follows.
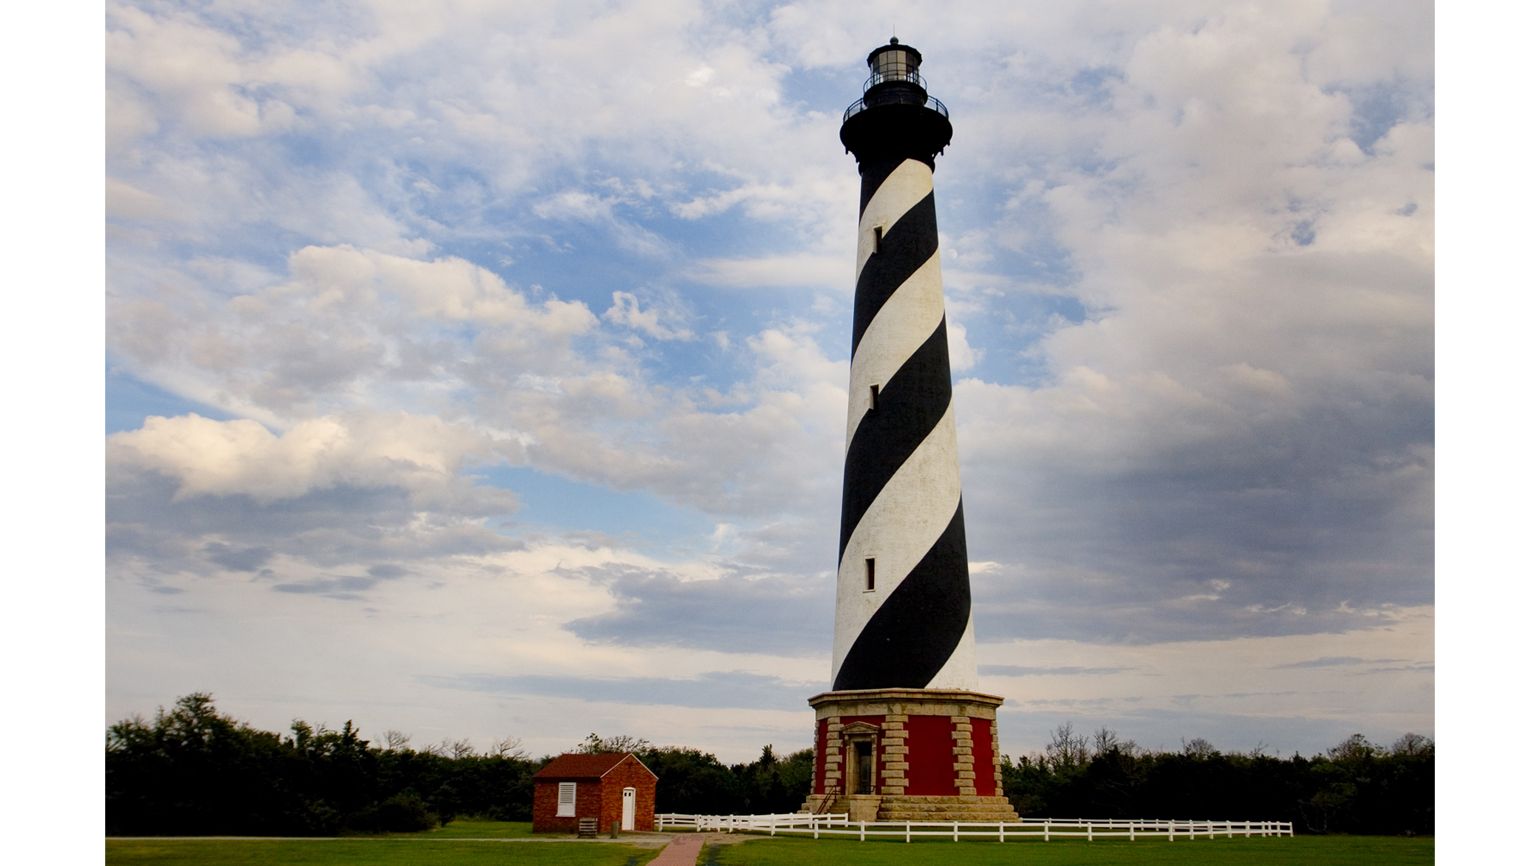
[106,694,1429,836]
[105,693,812,835]
[1001,723,1433,835]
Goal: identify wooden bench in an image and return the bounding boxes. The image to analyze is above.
[577,817,598,838]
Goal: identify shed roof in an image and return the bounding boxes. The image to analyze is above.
[534,752,657,781]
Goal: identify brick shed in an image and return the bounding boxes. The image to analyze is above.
[532,752,657,834]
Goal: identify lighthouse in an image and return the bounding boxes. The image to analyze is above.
[802,39,1019,824]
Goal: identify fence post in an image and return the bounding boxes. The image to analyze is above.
[859,821,865,842]
[999,821,1005,843]
[906,821,911,844]
[1168,820,1174,842]
[1087,823,1093,841]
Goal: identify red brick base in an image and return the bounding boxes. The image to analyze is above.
[806,688,1005,798]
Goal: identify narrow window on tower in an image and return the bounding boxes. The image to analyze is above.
[873,225,883,253]
[869,383,880,411]
[864,557,876,592]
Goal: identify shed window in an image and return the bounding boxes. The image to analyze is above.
[556,782,576,817]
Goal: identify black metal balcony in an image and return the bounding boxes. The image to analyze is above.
[843,89,949,124]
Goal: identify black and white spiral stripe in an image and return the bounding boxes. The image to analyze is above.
[831,154,976,692]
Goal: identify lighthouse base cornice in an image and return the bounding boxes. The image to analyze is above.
[808,687,1003,717]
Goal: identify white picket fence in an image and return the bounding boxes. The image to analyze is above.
[655,812,848,833]
[654,812,1293,842]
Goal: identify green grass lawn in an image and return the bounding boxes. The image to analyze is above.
[106,829,1432,866]
[106,837,662,865]
[409,818,538,838]
[705,834,1433,866]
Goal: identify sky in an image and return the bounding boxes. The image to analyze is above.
[98,0,1437,765]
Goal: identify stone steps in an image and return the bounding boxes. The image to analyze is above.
[877,808,1021,822]
[877,795,1019,823]
[878,795,1014,804]
[800,795,1016,819]
[801,794,1021,823]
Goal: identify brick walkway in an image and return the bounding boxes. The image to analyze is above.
[649,833,707,866]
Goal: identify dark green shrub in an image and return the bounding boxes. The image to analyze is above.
[351,791,437,832]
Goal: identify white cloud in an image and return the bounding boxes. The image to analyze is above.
[688,253,848,290]
[603,291,694,341]
[107,1,298,138]
[946,317,979,372]
[982,604,1434,755]
[533,190,616,223]
[108,412,494,505]
[110,245,600,423]
[105,178,171,222]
